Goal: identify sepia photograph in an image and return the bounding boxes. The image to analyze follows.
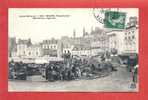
[8,8,139,92]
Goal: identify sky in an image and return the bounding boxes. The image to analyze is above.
[9,8,138,43]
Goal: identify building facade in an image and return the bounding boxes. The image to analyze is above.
[90,28,108,56]
[16,39,32,57]
[42,38,58,57]
[9,37,17,57]
[15,39,43,58]
[106,30,125,55]
[71,45,91,57]
[124,26,138,54]
[25,44,43,58]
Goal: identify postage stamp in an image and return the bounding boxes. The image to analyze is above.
[104,11,126,29]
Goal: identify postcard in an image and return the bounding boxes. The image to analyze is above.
[8,8,139,92]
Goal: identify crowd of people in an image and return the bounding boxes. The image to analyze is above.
[9,61,27,80]
[43,61,82,81]
[9,55,115,81]
[9,53,138,88]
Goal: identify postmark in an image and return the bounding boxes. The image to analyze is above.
[93,8,111,24]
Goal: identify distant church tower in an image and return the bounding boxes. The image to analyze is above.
[91,26,93,32]
[91,26,94,34]
[83,27,86,37]
[73,29,76,38]
[57,40,63,58]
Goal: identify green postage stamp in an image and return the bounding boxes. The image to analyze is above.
[104,11,126,29]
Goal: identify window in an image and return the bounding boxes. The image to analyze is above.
[128,32,130,34]
[43,45,46,49]
[128,37,131,40]
[125,42,128,45]
[132,35,135,39]
[132,31,135,33]
[36,52,38,56]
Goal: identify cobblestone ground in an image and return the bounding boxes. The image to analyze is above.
[8,67,138,92]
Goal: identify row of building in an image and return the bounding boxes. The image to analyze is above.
[9,16,138,60]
